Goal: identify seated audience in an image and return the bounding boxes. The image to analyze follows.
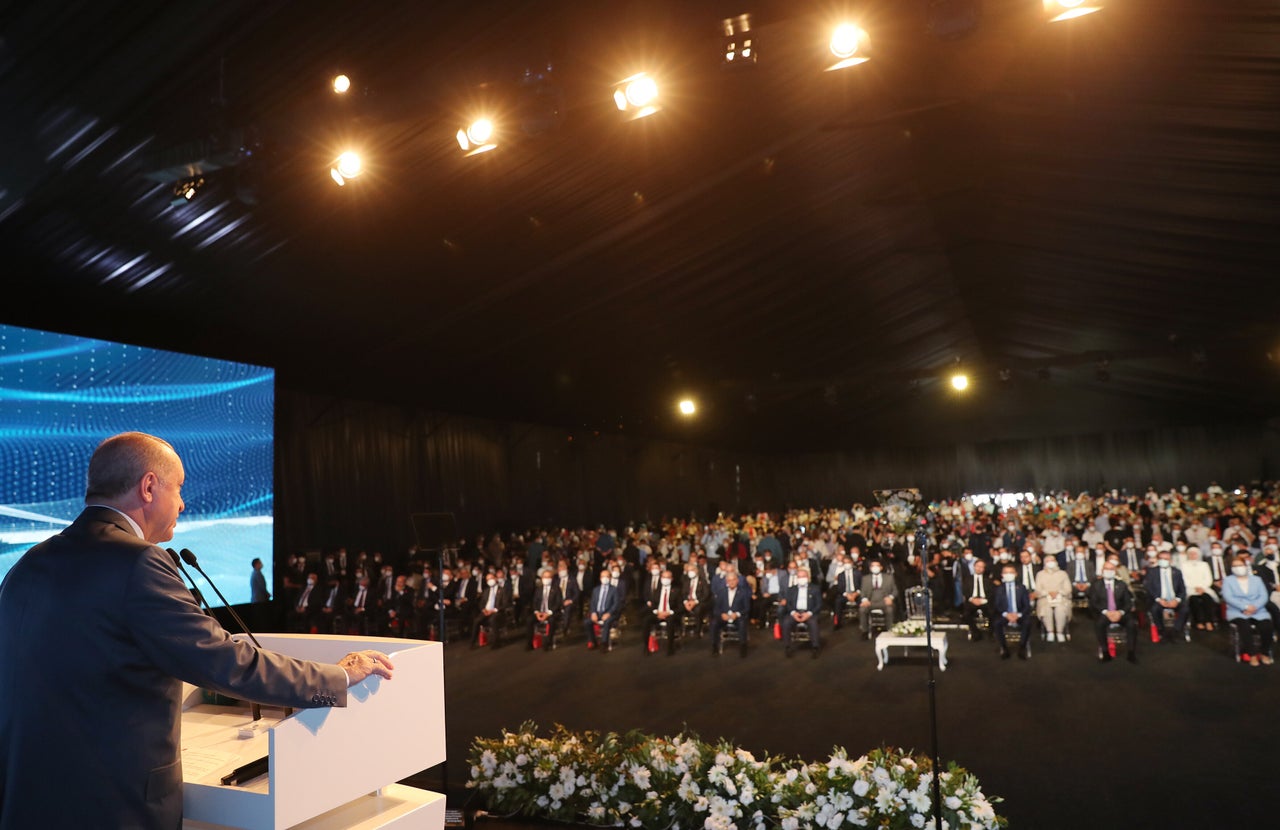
[584,569,621,652]
[1143,549,1188,641]
[782,567,823,658]
[960,559,995,641]
[1034,553,1073,642]
[1224,553,1274,666]
[993,563,1032,659]
[1088,561,1138,664]
[858,561,896,638]
[709,571,750,657]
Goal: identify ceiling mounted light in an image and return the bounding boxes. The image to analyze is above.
[723,13,756,66]
[827,23,870,71]
[329,151,362,186]
[1044,0,1103,23]
[456,118,498,156]
[678,398,696,416]
[950,373,969,392]
[613,73,660,120]
[170,175,205,206]
[332,74,351,94]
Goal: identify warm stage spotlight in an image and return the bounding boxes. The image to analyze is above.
[332,74,351,94]
[612,73,660,120]
[950,373,969,392]
[723,13,756,66]
[826,23,870,71]
[329,151,362,186]
[678,399,696,416]
[1044,0,1103,22]
[456,118,498,156]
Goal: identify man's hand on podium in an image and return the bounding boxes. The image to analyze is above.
[338,650,395,685]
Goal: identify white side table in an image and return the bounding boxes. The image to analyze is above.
[875,632,948,671]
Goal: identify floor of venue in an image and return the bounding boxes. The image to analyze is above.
[404,609,1272,829]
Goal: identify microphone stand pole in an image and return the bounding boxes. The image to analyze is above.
[181,550,263,721]
[917,527,943,830]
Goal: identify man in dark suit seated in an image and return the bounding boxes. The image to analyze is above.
[584,569,622,652]
[680,562,711,637]
[347,573,375,635]
[709,571,751,657]
[472,571,511,648]
[556,559,581,638]
[1143,550,1188,642]
[830,557,861,630]
[643,568,681,655]
[383,574,416,637]
[960,559,995,641]
[317,575,347,635]
[289,571,325,633]
[1089,561,1139,663]
[1068,545,1096,602]
[859,562,897,639]
[993,564,1032,659]
[783,568,824,658]
[527,568,562,650]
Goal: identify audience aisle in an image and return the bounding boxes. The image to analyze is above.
[405,616,1272,830]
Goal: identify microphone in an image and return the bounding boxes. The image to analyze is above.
[167,548,211,615]
[180,548,262,649]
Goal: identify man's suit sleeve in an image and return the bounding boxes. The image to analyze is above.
[126,547,349,708]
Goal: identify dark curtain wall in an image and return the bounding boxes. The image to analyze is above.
[276,391,770,558]
[276,388,1280,558]
[766,422,1280,509]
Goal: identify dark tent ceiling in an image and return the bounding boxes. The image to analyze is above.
[2,0,1278,451]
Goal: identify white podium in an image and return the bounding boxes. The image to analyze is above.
[179,634,446,830]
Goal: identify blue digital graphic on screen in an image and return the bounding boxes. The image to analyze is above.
[0,323,273,606]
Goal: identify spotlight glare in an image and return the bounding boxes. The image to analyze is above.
[625,75,658,108]
[329,151,362,186]
[457,119,498,156]
[678,399,696,416]
[332,74,351,94]
[1045,1,1103,22]
[950,373,969,392]
[467,118,494,145]
[829,23,867,59]
[613,73,660,119]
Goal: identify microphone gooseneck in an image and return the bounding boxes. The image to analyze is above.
[167,548,211,616]
[180,548,262,649]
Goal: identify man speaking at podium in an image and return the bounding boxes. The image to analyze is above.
[0,432,395,830]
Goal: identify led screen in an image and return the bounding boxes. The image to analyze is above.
[0,322,273,606]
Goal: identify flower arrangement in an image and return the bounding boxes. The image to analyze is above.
[469,723,1006,830]
[890,620,927,637]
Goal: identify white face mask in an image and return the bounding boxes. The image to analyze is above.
[1003,573,1017,583]
[601,577,612,586]
[869,566,882,575]
[796,578,809,586]
[1158,559,1171,568]
[1232,565,1249,577]
[486,578,496,586]
[1044,559,1058,570]
[1102,570,1116,581]
[661,577,672,586]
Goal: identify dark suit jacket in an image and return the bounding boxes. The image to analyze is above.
[1068,558,1096,588]
[1143,566,1187,603]
[714,584,752,619]
[531,583,562,618]
[784,582,824,617]
[992,582,1032,619]
[0,507,347,830]
[961,572,995,602]
[1087,577,1136,616]
[588,583,622,617]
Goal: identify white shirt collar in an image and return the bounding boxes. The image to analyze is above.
[87,504,144,540]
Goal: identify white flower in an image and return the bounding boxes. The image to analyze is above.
[852,779,870,797]
[805,782,818,795]
[548,783,565,801]
[944,795,961,810]
[911,813,926,828]
[630,819,641,827]
[588,805,605,819]
[827,812,845,829]
[782,818,799,830]
[907,790,931,813]
[515,753,528,766]
[479,750,498,774]
[617,801,631,814]
[536,795,549,808]
[785,768,799,784]
[632,767,652,789]
[872,767,892,787]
